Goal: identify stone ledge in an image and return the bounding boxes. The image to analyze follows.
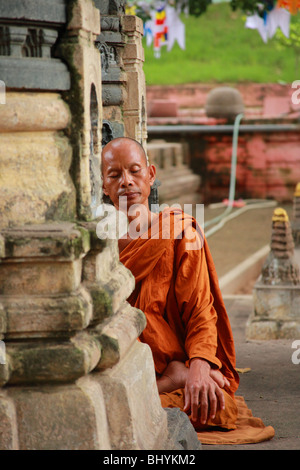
[246,318,300,340]
[121,14,144,34]
[1,57,70,91]
[0,0,67,24]
[0,258,83,296]
[67,0,100,35]
[6,330,101,385]
[6,380,110,449]
[2,286,93,340]
[0,92,70,133]
[92,302,146,370]
[1,223,90,260]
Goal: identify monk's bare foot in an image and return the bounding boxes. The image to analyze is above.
[157,362,230,393]
[156,361,188,393]
[210,369,230,389]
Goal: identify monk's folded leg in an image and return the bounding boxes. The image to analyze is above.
[160,388,238,431]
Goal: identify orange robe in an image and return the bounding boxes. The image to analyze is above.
[120,208,275,444]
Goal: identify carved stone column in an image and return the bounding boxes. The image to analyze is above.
[0,0,199,450]
[0,0,111,450]
[0,1,74,227]
[94,0,126,145]
[94,1,147,148]
[122,14,148,148]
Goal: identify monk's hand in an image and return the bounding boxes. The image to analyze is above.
[183,358,225,425]
[210,368,230,389]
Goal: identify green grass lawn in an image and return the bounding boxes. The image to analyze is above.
[142,3,298,85]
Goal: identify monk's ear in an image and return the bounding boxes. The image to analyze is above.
[102,179,109,196]
[101,174,108,196]
[102,182,108,196]
[148,164,156,186]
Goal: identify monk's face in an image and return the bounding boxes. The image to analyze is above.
[102,138,156,212]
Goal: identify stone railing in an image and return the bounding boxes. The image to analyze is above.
[147,140,201,207]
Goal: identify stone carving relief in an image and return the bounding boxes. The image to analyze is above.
[0,24,58,58]
[99,42,117,77]
[0,26,9,55]
[109,0,126,15]
[0,2,70,91]
[102,120,114,147]
[98,41,119,79]
[100,16,119,32]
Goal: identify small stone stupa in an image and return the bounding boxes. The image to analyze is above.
[292,183,300,247]
[246,208,300,340]
[261,208,300,286]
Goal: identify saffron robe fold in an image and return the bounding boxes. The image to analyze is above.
[120,208,275,444]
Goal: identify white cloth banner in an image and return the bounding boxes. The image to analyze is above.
[144,5,185,57]
[245,8,290,43]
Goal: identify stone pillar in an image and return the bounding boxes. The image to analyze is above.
[122,14,148,148]
[0,0,199,450]
[0,1,74,228]
[95,0,126,145]
[94,1,147,148]
[247,208,300,340]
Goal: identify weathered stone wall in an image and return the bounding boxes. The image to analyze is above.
[0,0,198,450]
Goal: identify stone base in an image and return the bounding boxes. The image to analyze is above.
[96,341,172,450]
[246,283,300,339]
[0,340,201,450]
[1,379,110,450]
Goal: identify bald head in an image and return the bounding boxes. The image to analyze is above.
[102,137,148,170]
[101,137,156,211]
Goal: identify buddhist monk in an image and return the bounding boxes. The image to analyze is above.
[101,137,275,443]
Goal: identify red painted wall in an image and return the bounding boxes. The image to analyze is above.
[190,131,300,203]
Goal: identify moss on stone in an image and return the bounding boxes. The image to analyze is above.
[57,0,88,221]
[133,308,147,336]
[89,286,113,325]
[8,341,86,384]
[45,191,76,222]
[62,226,90,258]
[95,333,120,370]
[4,237,31,258]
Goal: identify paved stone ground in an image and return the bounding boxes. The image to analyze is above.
[201,203,300,450]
